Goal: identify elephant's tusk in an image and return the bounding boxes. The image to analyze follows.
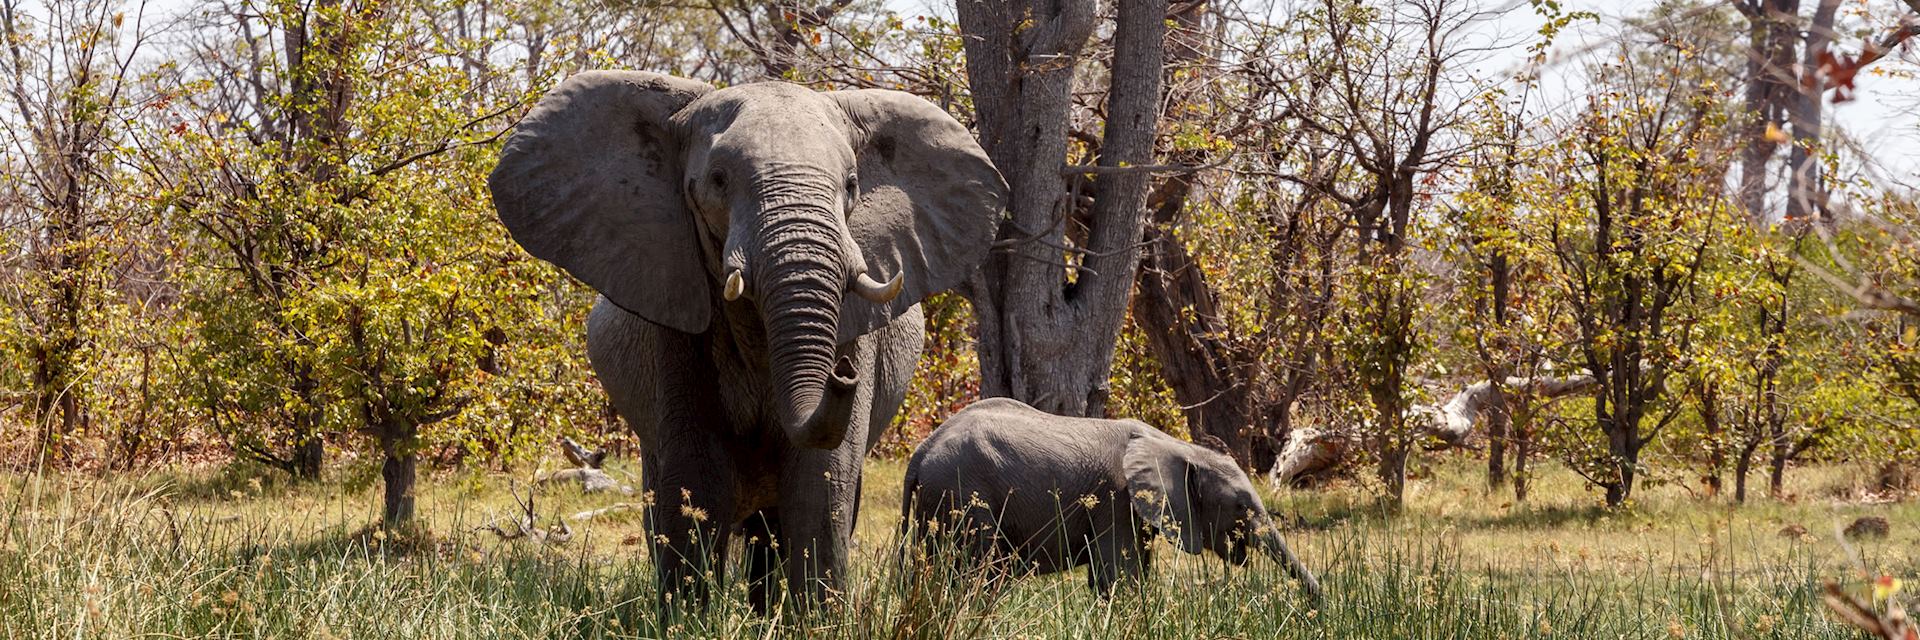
[851,269,903,303]
[723,269,746,301]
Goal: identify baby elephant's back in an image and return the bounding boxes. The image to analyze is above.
[906,398,1135,523]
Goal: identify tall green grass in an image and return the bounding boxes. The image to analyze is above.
[0,461,1900,639]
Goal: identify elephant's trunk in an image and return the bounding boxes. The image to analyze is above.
[1258,529,1324,605]
[755,204,859,449]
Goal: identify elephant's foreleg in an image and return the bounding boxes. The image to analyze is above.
[643,445,738,611]
[1090,524,1151,597]
[742,510,783,614]
[590,303,741,609]
[777,442,865,604]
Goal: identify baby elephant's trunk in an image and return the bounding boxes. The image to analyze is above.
[1258,529,1323,605]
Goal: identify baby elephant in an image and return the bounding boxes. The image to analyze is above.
[902,398,1322,601]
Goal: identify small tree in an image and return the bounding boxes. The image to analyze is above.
[0,0,152,466]
[145,0,582,522]
[1537,42,1730,506]
[1273,0,1503,506]
[1445,91,1576,500]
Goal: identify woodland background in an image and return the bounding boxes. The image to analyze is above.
[6,0,1920,523]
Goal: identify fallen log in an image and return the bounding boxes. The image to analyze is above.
[535,436,633,495]
[1267,374,1598,485]
[1269,427,1355,486]
[1422,374,1598,446]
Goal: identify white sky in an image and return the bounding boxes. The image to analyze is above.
[1513,0,1920,184]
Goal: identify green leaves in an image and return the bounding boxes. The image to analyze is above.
[150,0,607,474]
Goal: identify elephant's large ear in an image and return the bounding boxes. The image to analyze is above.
[489,71,714,334]
[828,90,1007,337]
[1124,432,1203,555]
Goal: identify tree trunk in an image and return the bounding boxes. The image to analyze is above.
[381,432,418,525]
[1700,378,1724,497]
[1483,234,1514,489]
[1785,0,1839,222]
[1378,441,1407,509]
[1486,394,1511,489]
[1759,260,1791,498]
[1737,0,1802,222]
[963,0,1166,418]
[1599,395,1644,508]
[1363,270,1416,508]
[1764,375,1790,499]
[1601,401,1641,507]
[1128,1,1270,467]
[1512,420,1532,502]
[1134,210,1259,465]
[1604,469,1631,506]
[1768,439,1790,498]
[294,436,325,479]
[289,367,326,479]
[1734,438,1760,503]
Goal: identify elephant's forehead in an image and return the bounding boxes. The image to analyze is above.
[680,88,853,171]
[690,83,845,132]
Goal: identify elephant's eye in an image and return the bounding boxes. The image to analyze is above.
[709,169,728,191]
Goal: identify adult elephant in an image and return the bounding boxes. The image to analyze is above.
[488,71,1005,609]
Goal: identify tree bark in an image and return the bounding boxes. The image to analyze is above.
[1484,234,1514,489]
[963,0,1166,418]
[1129,1,1273,466]
[1134,179,1260,465]
[1512,420,1532,502]
[1785,0,1839,222]
[1378,443,1408,508]
[1699,377,1724,497]
[1768,437,1790,498]
[1734,438,1758,503]
[381,437,418,525]
[293,435,325,479]
[1736,0,1802,222]
[1485,386,1510,489]
[1757,257,1791,498]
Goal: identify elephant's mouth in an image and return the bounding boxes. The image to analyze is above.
[781,351,859,448]
[1226,539,1251,566]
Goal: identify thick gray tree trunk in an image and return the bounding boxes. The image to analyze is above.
[381,440,418,525]
[961,0,1166,417]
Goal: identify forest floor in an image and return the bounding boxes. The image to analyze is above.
[2,453,1915,639]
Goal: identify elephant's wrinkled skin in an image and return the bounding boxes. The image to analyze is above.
[488,71,1005,610]
[903,398,1322,602]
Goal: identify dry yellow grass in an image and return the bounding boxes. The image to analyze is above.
[2,453,1913,638]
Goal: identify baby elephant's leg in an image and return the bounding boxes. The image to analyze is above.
[1089,511,1151,597]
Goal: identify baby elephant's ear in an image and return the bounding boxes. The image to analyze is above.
[1125,434,1202,554]
[828,90,1007,339]
[489,71,714,334]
